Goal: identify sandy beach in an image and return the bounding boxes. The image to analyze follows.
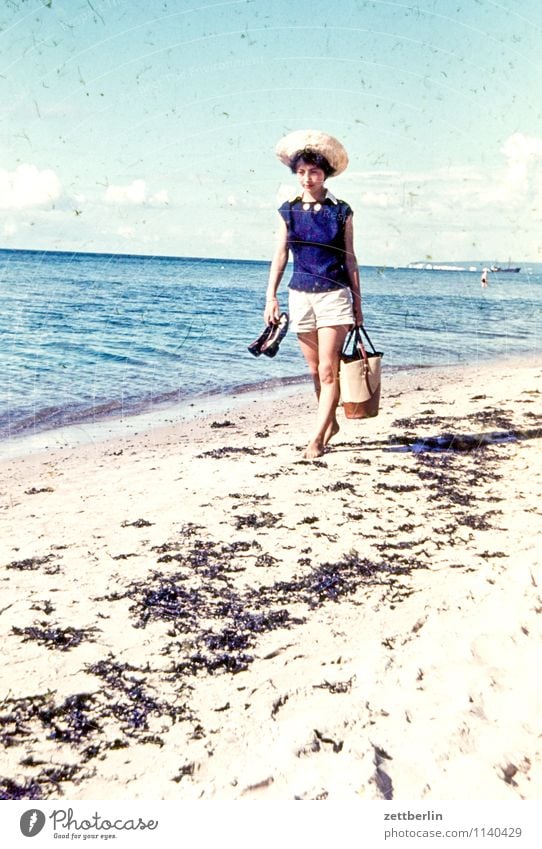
[1,357,541,801]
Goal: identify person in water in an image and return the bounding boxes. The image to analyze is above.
[264,129,363,458]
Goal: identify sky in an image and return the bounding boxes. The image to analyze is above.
[1,0,542,264]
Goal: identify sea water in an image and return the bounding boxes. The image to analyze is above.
[0,248,540,445]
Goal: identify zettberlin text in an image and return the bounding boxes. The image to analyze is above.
[383,811,443,821]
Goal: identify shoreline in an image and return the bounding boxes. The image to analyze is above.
[2,350,540,462]
[0,373,311,461]
[1,357,541,800]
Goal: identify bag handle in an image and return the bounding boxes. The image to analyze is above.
[358,325,378,354]
[343,325,378,358]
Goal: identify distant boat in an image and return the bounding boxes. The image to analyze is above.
[490,266,520,273]
[490,260,521,273]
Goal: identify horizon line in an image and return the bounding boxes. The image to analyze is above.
[0,246,533,269]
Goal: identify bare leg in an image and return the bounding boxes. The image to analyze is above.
[297,330,321,397]
[297,326,350,458]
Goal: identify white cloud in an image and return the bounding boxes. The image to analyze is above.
[215,228,234,246]
[348,164,487,210]
[105,179,147,205]
[502,132,542,167]
[0,164,61,209]
[225,192,273,211]
[150,189,169,205]
[117,225,136,238]
[359,191,392,208]
[498,132,542,205]
[105,180,169,206]
[347,141,542,218]
[334,136,542,261]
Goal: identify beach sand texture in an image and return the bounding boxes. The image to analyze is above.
[1,360,541,801]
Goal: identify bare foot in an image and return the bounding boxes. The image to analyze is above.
[324,419,340,446]
[303,440,325,459]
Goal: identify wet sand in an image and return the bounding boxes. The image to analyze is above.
[1,358,541,800]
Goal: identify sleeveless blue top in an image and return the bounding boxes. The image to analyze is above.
[278,191,353,292]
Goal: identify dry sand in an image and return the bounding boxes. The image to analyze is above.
[1,358,541,801]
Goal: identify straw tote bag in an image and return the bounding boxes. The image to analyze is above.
[339,326,383,419]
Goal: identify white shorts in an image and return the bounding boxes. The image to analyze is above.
[288,287,354,334]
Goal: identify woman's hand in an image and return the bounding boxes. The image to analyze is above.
[264,296,280,324]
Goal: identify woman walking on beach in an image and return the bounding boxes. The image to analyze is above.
[264,129,363,459]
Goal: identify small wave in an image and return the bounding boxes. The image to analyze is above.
[0,375,313,442]
[0,401,119,440]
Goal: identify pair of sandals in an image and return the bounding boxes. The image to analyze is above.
[247,312,289,358]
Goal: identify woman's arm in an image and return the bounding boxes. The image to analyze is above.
[264,217,289,324]
[344,215,363,326]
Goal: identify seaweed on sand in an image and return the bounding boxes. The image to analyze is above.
[12,624,98,651]
[234,512,282,530]
[86,658,189,732]
[128,562,303,675]
[324,480,357,494]
[197,446,262,459]
[0,656,193,798]
[130,578,203,631]
[0,777,44,800]
[5,555,55,571]
[0,766,80,800]
[121,518,154,528]
[253,550,413,610]
[122,528,416,681]
[173,602,303,676]
[3,524,423,798]
[0,691,100,750]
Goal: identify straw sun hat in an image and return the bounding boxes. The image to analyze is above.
[275,129,349,176]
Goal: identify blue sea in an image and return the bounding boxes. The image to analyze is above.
[1,249,540,447]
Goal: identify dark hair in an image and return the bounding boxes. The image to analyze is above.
[290,148,334,177]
